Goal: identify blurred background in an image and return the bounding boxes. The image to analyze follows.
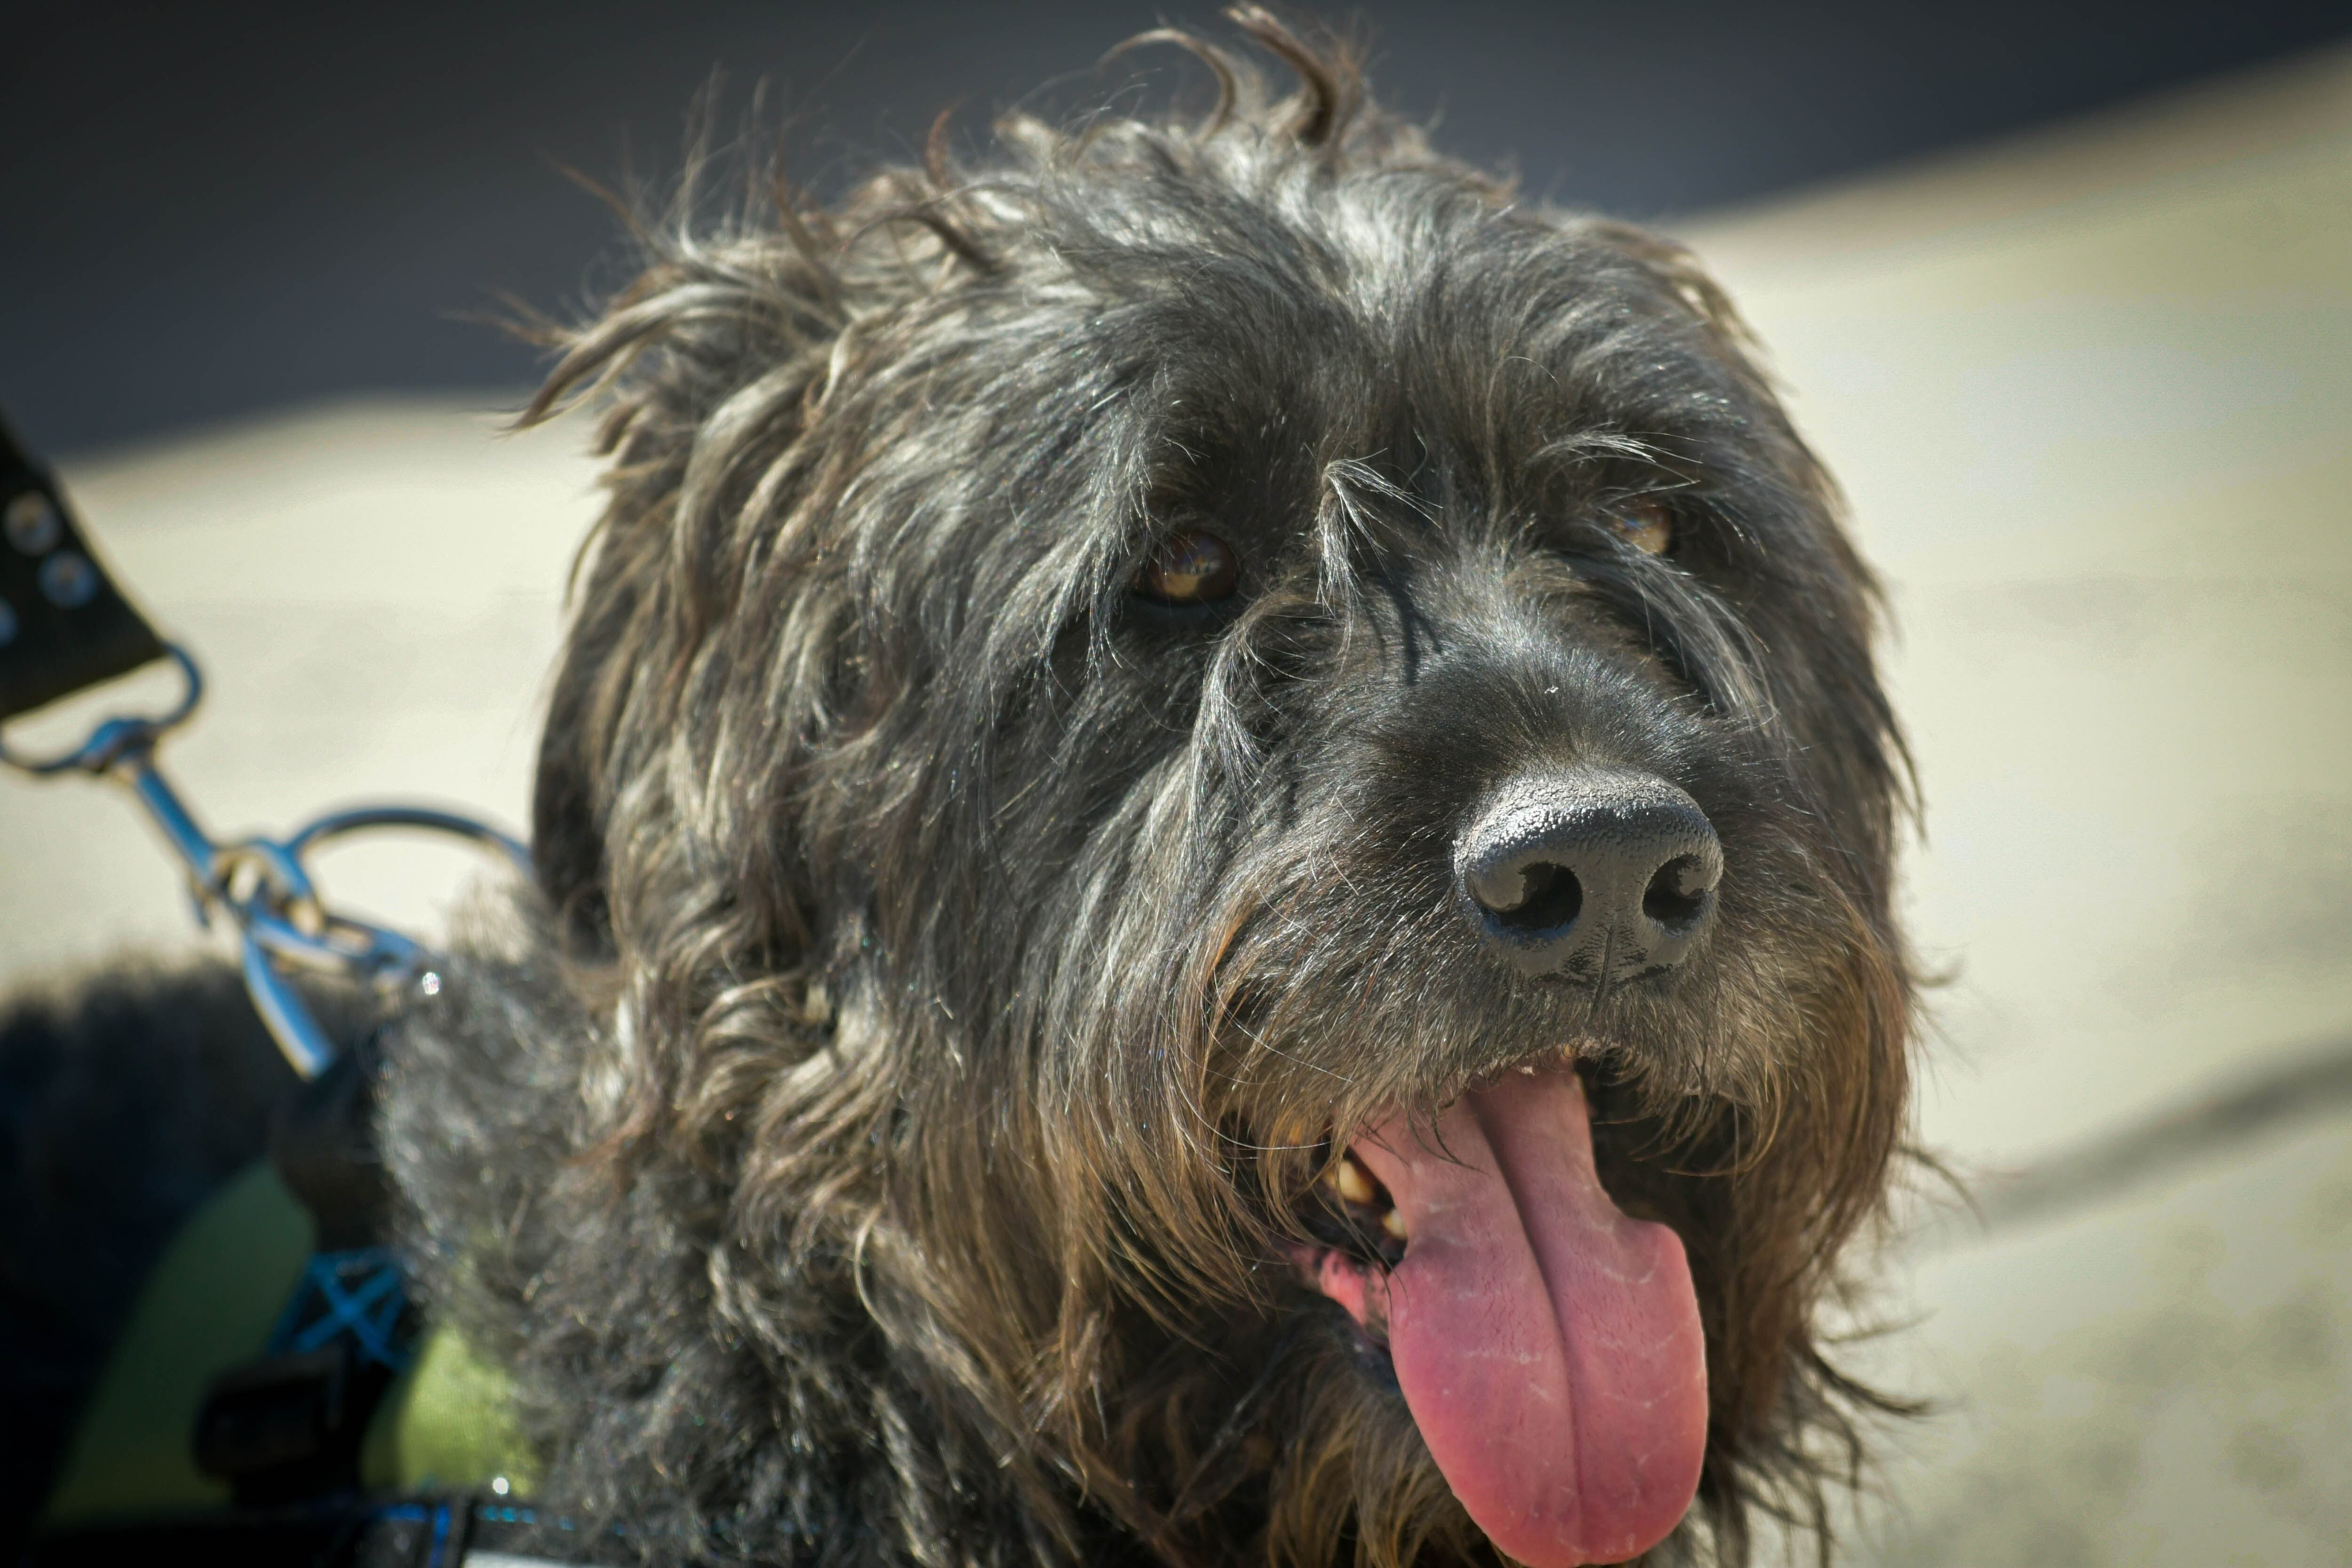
[4,3,2350,1562]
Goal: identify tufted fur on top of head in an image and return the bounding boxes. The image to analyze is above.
[383,10,1915,1568]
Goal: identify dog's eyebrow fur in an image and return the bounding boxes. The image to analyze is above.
[385,12,1916,1568]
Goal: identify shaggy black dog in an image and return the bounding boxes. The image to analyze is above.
[11,13,1916,1567]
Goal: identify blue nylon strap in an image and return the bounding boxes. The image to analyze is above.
[267,1245,415,1371]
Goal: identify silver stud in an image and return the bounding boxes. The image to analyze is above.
[39,550,98,608]
[5,492,62,555]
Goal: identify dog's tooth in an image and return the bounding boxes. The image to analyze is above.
[1335,1155,1377,1207]
[1381,1208,1408,1242]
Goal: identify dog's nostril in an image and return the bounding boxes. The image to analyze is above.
[1487,861,1583,932]
[1641,854,1714,931]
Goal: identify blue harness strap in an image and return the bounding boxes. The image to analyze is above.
[6,395,559,1564]
[183,1039,424,1507]
[271,1247,413,1371]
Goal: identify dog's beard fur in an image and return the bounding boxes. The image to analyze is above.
[381,16,1913,1568]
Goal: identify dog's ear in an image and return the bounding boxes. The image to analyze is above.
[518,202,858,957]
[530,534,633,955]
[516,124,1028,962]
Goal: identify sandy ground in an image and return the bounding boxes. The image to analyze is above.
[5,42,2349,1568]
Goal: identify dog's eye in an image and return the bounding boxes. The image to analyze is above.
[1136,530,1240,605]
[1612,499,1675,556]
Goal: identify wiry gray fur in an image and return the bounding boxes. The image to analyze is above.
[382,14,1915,1567]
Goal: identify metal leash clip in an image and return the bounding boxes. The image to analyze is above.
[0,644,529,1076]
[1,413,528,1078]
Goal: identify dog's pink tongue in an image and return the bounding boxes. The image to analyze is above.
[1343,1070,1708,1567]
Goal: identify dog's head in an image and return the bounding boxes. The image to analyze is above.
[515,15,1910,1566]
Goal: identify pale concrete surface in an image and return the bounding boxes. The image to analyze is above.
[5,42,2351,1568]
[1687,41,2352,1172]
[0,401,592,975]
[1682,42,2352,1567]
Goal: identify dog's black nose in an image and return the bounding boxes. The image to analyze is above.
[1455,769,1722,981]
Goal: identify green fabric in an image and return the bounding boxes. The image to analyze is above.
[360,1321,534,1495]
[42,1157,535,1524]
[42,1159,312,1522]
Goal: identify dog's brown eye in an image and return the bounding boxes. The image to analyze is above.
[1136,530,1240,605]
[1614,499,1674,556]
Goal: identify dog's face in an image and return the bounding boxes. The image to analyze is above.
[517,28,1909,1568]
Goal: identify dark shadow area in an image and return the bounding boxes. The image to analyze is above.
[6,0,2349,456]
[1948,1039,2352,1240]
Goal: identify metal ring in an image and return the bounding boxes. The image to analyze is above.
[0,643,203,775]
[213,836,327,931]
[241,898,422,980]
[285,804,533,877]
